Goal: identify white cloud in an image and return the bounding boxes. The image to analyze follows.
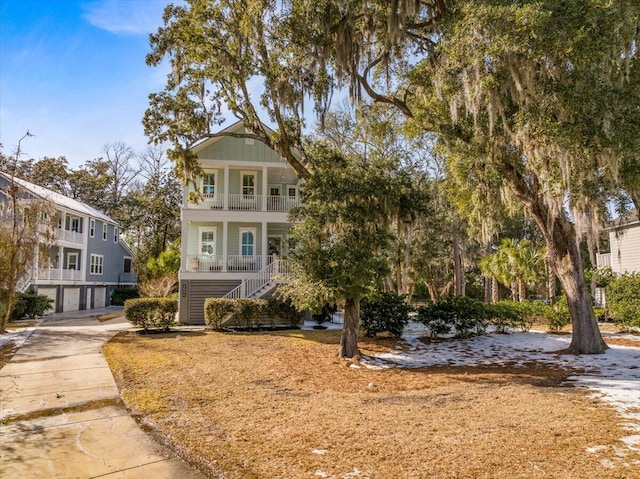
[81,0,172,36]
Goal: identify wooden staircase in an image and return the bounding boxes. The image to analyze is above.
[223,259,291,300]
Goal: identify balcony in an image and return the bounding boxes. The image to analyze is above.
[187,194,300,212]
[596,253,611,269]
[37,267,83,281]
[56,229,84,243]
[186,254,276,273]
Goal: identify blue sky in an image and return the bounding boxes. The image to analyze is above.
[0,0,174,168]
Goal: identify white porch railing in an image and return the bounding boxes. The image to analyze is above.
[56,229,84,243]
[186,194,300,212]
[224,259,290,299]
[186,255,275,273]
[228,194,262,210]
[37,268,83,281]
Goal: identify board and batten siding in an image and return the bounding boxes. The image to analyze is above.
[197,129,286,164]
[610,224,640,273]
[179,279,241,324]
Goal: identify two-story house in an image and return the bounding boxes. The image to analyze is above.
[595,209,640,307]
[179,121,300,324]
[0,172,137,313]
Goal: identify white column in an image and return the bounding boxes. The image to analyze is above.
[224,166,229,210]
[181,218,189,273]
[222,221,228,272]
[262,166,268,211]
[261,221,268,268]
[57,246,64,276]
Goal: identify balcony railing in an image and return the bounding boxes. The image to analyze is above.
[37,268,83,281]
[186,254,276,273]
[56,229,84,243]
[186,194,300,212]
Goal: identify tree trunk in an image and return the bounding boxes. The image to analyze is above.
[518,277,526,302]
[402,224,412,297]
[546,257,557,306]
[504,165,606,354]
[491,276,500,303]
[554,239,607,354]
[339,297,360,359]
[453,235,464,296]
[426,282,438,302]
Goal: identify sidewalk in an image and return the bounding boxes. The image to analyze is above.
[0,311,205,478]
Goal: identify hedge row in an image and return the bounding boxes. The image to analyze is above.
[204,297,303,329]
[606,273,640,329]
[3,292,53,321]
[359,293,570,339]
[124,298,177,331]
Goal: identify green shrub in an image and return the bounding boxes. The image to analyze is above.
[417,301,454,339]
[417,296,486,339]
[265,298,304,326]
[124,298,177,332]
[485,300,537,333]
[111,288,139,306]
[233,298,267,327]
[204,298,235,329]
[545,296,571,332]
[606,273,640,329]
[360,292,412,338]
[9,293,53,321]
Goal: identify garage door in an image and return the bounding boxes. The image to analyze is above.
[94,287,106,308]
[63,288,80,312]
[38,287,57,314]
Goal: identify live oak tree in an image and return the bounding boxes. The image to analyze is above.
[282,143,392,358]
[295,0,639,354]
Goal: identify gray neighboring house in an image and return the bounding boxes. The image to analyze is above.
[0,172,137,313]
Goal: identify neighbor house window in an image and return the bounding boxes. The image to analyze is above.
[241,172,256,196]
[123,257,132,273]
[113,227,119,243]
[102,223,107,241]
[67,252,78,271]
[90,254,104,275]
[199,227,216,255]
[69,217,80,233]
[240,228,255,256]
[89,219,95,238]
[202,173,216,195]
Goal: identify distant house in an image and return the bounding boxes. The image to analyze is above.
[595,209,640,307]
[0,172,137,313]
[178,121,300,324]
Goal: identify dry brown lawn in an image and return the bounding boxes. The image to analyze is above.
[104,329,640,479]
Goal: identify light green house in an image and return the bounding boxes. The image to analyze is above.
[178,121,300,324]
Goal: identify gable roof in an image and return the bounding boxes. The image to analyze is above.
[0,172,115,224]
[608,209,639,229]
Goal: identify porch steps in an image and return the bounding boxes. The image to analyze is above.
[223,259,290,300]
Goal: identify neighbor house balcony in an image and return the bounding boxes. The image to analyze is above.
[37,267,83,281]
[56,228,85,243]
[186,254,277,273]
[186,194,300,212]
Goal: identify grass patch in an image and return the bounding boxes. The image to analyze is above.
[104,329,638,479]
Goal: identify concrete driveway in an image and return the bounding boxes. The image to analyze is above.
[0,309,205,478]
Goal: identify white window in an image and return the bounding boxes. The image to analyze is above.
[287,185,298,198]
[202,173,216,196]
[89,219,95,238]
[113,227,119,243]
[240,228,256,257]
[241,172,256,196]
[69,217,80,233]
[199,227,216,256]
[90,254,104,275]
[67,252,78,270]
[269,185,281,196]
[102,223,107,241]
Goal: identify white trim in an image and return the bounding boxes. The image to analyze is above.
[241,171,257,196]
[239,227,257,257]
[66,252,79,271]
[90,254,104,275]
[198,226,217,256]
[102,223,107,241]
[202,171,217,195]
[286,184,298,198]
[89,219,95,238]
[113,226,119,243]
